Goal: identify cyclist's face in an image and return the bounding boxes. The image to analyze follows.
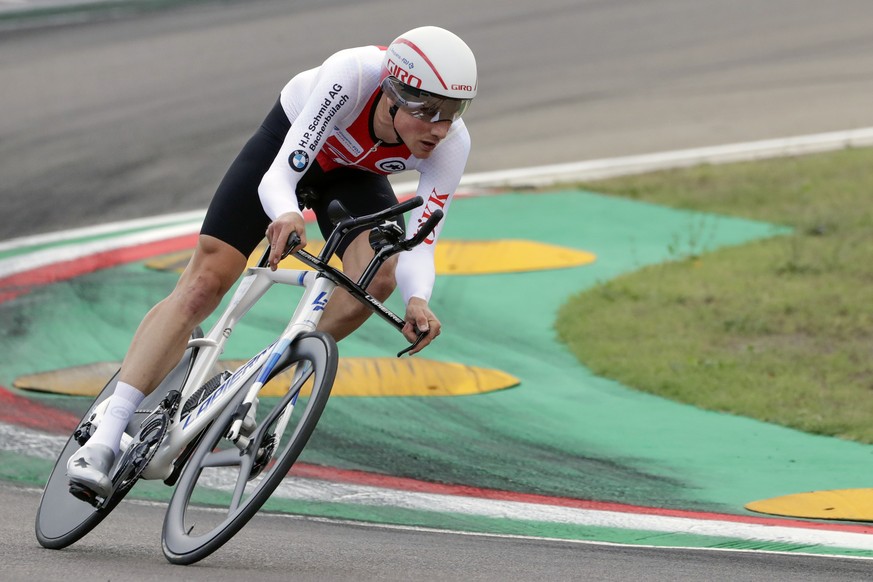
[393,108,451,159]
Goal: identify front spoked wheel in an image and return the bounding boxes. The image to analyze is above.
[161,332,337,565]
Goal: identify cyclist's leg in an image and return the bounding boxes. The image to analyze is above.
[67,237,249,494]
[118,235,248,394]
[304,167,402,341]
[90,102,285,432]
[68,101,286,491]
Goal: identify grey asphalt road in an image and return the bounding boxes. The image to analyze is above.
[4,483,873,581]
[2,0,873,241]
[4,1,873,579]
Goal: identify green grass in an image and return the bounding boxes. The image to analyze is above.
[556,146,873,443]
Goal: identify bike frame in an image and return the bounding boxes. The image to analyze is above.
[136,265,331,480]
[33,194,444,559]
[91,195,441,485]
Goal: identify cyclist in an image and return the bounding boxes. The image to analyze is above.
[66,26,477,497]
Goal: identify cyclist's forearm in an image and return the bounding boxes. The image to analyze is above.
[396,248,435,304]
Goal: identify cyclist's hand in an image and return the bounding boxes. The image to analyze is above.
[402,297,441,355]
[265,212,307,271]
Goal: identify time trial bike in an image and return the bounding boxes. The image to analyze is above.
[35,195,442,565]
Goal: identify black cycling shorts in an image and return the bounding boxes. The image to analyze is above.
[201,99,401,259]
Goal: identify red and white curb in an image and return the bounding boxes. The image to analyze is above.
[4,420,873,554]
[3,127,873,281]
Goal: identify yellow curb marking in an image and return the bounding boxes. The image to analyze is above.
[14,358,520,398]
[146,240,596,275]
[746,489,873,522]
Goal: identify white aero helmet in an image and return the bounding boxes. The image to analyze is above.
[382,26,478,123]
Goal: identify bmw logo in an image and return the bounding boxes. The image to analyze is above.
[289,150,310,172]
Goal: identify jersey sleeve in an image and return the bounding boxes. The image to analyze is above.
[258,50,366,220]
[395,122,471,304]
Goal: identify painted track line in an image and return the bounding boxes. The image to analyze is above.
[3,421,872,554]
[2,127,872,277]
[0,210,204,254]
[458,126,873,188]
[6,480,870,562]
[4,131,873,554]
[268,514,873,562]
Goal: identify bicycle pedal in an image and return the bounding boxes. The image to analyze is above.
[68,482,102,508]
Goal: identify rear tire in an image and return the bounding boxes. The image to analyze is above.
[161,331,337,565]
[35,329,203,549]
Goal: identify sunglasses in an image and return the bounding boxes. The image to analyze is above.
[382,76,471,123]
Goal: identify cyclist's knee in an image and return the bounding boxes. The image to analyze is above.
[172,272,225,320]
[366,269,396,302]
[171,237,246,322]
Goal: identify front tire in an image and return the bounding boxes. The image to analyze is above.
[161,331,337,565]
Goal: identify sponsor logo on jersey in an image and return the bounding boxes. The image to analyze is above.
[378,158,407,173]
[417,188,450,244]
[289,150,310,172]
[334,128,364,157]
[297,83,349,151]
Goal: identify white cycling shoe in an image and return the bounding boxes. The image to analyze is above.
[66,443,116,498]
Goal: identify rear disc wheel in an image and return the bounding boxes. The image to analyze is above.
[34,329,203,549]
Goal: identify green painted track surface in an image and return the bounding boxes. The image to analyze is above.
[3,190,873,554]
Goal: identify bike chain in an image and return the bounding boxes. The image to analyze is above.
[97,390,183,508]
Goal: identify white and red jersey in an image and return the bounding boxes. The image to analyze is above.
[258,45,471,304]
